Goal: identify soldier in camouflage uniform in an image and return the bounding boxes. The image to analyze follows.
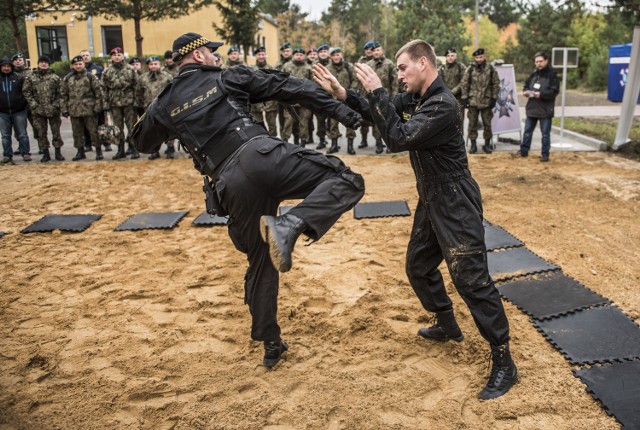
[22,55,64,162]
[368,41,398,154]
[224,46,245,68]
[135,56,174,160]
[102,47,139,159]
[305,48,318,144]
[250,47,278,137]
[275,43,293,141]
[327,47,357,154]
[129,57,143,76]
[461,48,499,154]
[281,48,313,145]
[438,47,465,119]
[60,55,104,161]
[162,51,179,77]
[355,41,375,149]
[312,44,331,149]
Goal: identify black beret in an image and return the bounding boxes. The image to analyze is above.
[38,55,51,64]
[292,47,305,54]
[445,47,456,55]
[227,46,240,55]
[71,55,84,64]
[253,46,266,55]
[164,50,173,59]
[11,53,25,61]
[129,57,141,64]
[318,44,330,52]
[330,47,341,55]
[280,42,291,51]
[171,33,223,61]
[472,48,485,56]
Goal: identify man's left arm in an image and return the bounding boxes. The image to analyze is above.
[131,102,174,153]
[491,66,500,99]
[540,70,560,100]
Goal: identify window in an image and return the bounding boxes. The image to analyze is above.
[102,26,124,56]
[36,26,69,62]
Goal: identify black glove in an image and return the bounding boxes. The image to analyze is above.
[489,98,497,109]
[461,99,469,109]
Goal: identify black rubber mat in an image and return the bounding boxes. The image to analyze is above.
[484,223,523,251]
[497,271,611,320]
[353,201,411,219]
[21,214,102,233]
[534,306,640,365]
[574,361,640,429]
[192,211,228,226]
[488,247,559,280]
[0,231,6,238]
[115,211,188,231]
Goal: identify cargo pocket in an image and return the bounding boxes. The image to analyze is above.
[256,138,284,154]
[447,247,489,289]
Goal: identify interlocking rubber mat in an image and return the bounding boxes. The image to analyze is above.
[497,271,610,320]
[353,201,411,219]
[534,306,640,365]
[0,231,6,238]
[488,247,559,280]
[192,211,228,226]
[21,214,102,233]
[574,361,640,429]
[484,222,523,251]
[114,211,189,231]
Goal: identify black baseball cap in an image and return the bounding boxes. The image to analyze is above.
[172,33,223,61]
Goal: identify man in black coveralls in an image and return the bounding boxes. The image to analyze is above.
[313,39,517,400]
[131,33,365,368]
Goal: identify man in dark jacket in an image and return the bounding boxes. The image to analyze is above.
[131,33,365,369]
[313,39,517,400]
[0,56,31,163]
[518,51,560,162]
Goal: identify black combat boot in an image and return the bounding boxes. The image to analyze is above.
[479,343,518,400]
[469,140,478,154]
[316,137,327,150]
[113,144,127,160]
[84,143,93,152]
[327,138,339,154]
[95,146,103,160]
[148,151,160,160]
[347,138,355,155]
[359,131,368,148]
[72,147,86,161]
[130,147,140,159]
[166,146,175,159]
[417,309,464,342]
[259,213,307,273]
[307,134,314,144]
[375,139,384,154]
[263,339,289,368]
[54,147,65,161]
[40,149,51,163]
[482,140,493,154]
[293,135,300,146]
[125,144,133,155]
[300,138,307,148]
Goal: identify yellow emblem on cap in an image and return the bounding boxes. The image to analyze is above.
[179,37,210,56]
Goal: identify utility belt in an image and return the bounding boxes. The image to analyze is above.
[197,123,268,176]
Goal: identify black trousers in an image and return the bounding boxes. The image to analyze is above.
[405,175,510,346]
[215,136,365,342]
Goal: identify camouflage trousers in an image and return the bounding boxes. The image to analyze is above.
[70,116,99,149]
[315,113,329,139]
[281,106,311,142]
[33,114,64,150]
[111,105,138,145]
[251,107,278,137]
[467,106,494,141]
[329,118,356,140]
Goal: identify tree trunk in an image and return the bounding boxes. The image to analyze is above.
[11,12,24,54]
[134,17,143,58]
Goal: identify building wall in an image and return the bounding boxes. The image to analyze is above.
[24,8,279,66]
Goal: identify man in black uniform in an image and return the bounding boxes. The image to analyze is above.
[313,39,517,400]
[132,33,365,368]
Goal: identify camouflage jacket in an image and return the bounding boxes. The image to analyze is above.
[368,56,398,97]
[438,61,466,98]
[461,61,500,109]
[274,57,291,71]
[13,66,33,79]
[162,64,179,77]
[328,61,357,90]
[223,58,245,69]
[135,70,173,109]
[101,61,137,108]
[61,69,104,117]
[314,57,331,67]
[251,61,278,111]
[282,59,311,80]
[23,69,62,117]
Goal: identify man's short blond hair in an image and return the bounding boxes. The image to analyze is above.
[395,40,437,68]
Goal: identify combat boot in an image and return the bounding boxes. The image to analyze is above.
[259,213,307,273]
[479,343,518,400]
[148,151,160,160]
[130,147,140,159]
[417,309,464,342]
[72,147,86,161]
[293,135,300,146]
[327,138,339,154]
[113,144,127,160]
[469,140,478,154]
[125,144,133,155]
[54,147,65,161]
[316,137,327,150]
[375,139,384,154]
[359,131,368,148]
[347,138,355,155]
[84,143,93,152]
[263,339,289,368]
[166,146,175,159]
[40,149,51,163]
[307,134,314,144]
[482,140,493,154]
[95,146,103,160]
[300,138,307,148]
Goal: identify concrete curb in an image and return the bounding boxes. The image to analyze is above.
[550,125,608,151]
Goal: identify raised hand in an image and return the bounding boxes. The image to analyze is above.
[312,63,347,101]
[354,63,383,94]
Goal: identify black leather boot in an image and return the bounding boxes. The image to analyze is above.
[469,140,478,154]
[300,138,307,148]
[327,138,339,154]
[307,134,314,144]
[259,213,307,273]
[166,146,175,159]
[40,149,51,163]
[316,137,326,150]
[347,138,355,155]
[479,343,518,400]
[130,146,140,159]
[72,147,86,161]
[417,309,464,342]
[482,140,493,154]
[113,144,127,160]
[125,144,133,155]
[358,131,368,148]
[263,339,289,368]
[95,146,103,160]
[293,135,300,146]
[54,147,65,161]
[375,139,384,154]
[148,151,160,160]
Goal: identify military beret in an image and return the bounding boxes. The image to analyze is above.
[227,46,240,55]
[372,41,381,48]
[171,33,223,61]
[472,48,485,56]
[307,48,318,55]
[71,55,84,64]
[293,47,305,54]
[280,42,291,51]
[129,57,141,64]
[445,47,456,55]
[330,47,341,55]
[38,55,51,64]
[110,47,123,55]
[317,44,330,52]
[11,53,24,61]
[164,50,173,59]
[146,56,160,63]
[363,41,375,50]
[253,46,265,55]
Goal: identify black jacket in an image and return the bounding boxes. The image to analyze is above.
[523,65,559,118]
[0,70,28,115]
[132,64,361,175]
